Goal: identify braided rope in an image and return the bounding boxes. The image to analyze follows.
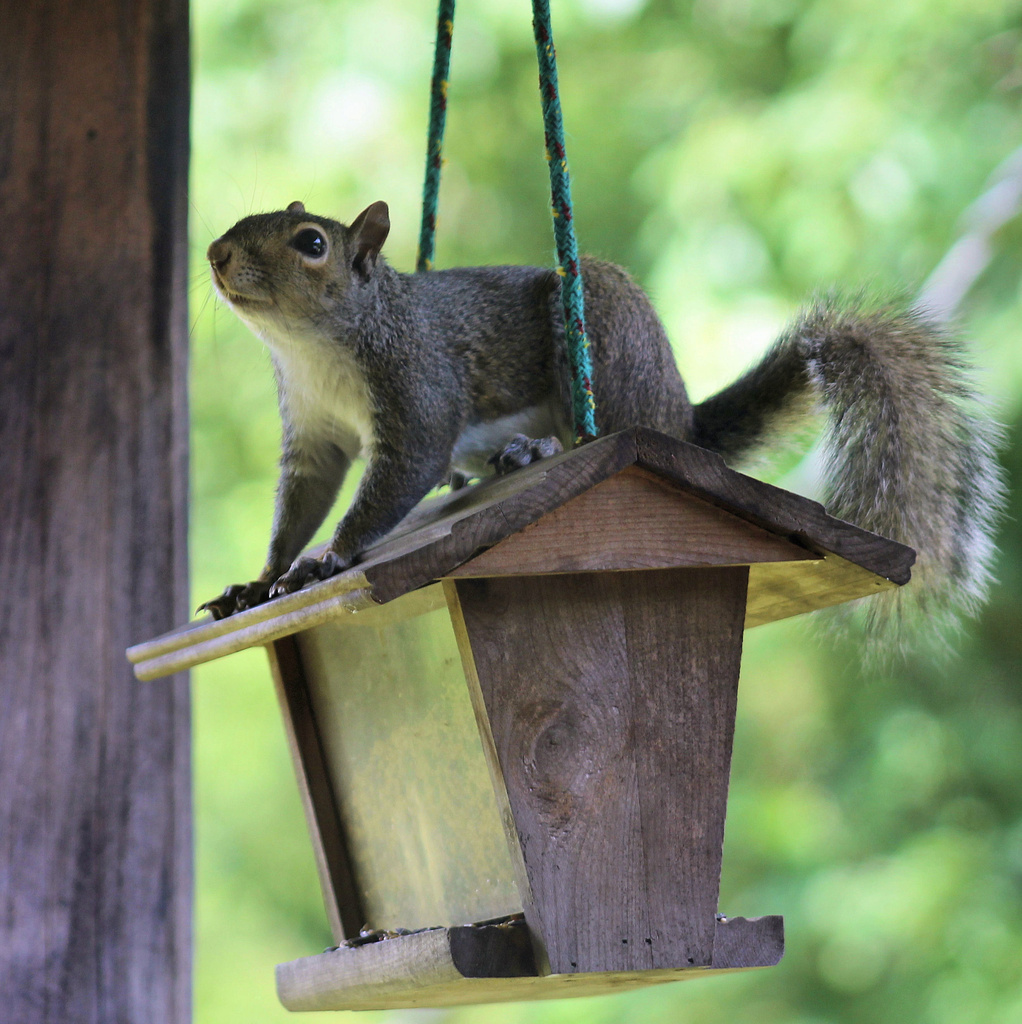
[417,0,455,272]
[531,0,597,442]
[416,0,597,441]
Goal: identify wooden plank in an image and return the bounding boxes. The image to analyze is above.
[447,467,815,577]
[130,569,375,661]
[624,567,748,969]
[454,568,749,975]
[128,576,449,681]
[130,578,376,680]
[633,429,915,584]
[442,581,544,966]
[0,1,191,1020]
[275,915,783,1010]
[711,914,785,969]
[276,925,526,1012]
[746,552,898,627]
[268,638,365,942]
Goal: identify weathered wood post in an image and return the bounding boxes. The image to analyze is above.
[0,2,191,1021]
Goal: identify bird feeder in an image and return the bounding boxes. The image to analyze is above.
[128,427,914,1011]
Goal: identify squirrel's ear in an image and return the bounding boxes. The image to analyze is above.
[286,200,306,214]
[349,201,390,281]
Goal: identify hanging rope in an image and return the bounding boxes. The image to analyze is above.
[416,0,598,442]
[417,0,455,272]
[530,0,597,442]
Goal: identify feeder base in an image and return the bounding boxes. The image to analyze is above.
[276,914,783,1011]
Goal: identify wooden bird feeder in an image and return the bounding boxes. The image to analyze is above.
[128,427,914,1011]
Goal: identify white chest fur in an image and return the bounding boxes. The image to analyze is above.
[258,323,375,460]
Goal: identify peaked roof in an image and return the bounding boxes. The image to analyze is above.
[128,427,914,680]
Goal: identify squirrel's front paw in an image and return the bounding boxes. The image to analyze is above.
[198,579,273,620]
[488,433,564,475]
[269,551,349,598]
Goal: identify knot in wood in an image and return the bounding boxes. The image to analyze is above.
[513,694,628,831]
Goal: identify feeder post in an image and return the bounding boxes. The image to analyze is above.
[0,1,191,1021]
[449,565,748,975]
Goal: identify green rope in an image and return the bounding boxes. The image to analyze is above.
[417,0,455,272]
[416,0,597,442]
[531,0,597,441]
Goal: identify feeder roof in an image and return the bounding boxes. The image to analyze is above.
[128,427,914,681]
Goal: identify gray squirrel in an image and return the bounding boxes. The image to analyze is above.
[199,199,1003,635]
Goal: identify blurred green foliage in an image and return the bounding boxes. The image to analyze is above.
[189,0,1022,1021]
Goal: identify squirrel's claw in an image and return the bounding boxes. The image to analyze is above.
[197,579,273,620]
[269,551,348,598]
[200,554,350,617]
[488,433,564,476]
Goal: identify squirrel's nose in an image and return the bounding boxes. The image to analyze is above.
[207,238,232,271]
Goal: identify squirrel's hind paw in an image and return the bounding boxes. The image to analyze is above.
[269,551,348,598]
[198,579,273,620]
[488,434,564,476]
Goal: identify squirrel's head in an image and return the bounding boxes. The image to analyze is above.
[206,200,391,330]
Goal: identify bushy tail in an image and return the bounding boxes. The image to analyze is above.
[691,298,1005,638]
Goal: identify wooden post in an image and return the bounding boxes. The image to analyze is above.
[0,2,191,1022]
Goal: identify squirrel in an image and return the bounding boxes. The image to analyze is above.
[199,199,1004,638]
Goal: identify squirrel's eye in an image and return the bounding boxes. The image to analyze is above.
[291,228,327,258]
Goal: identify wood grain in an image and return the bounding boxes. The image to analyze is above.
[454,568,748,974]
[275,914,783,1010]
[128,569,375,662]
[633,429,915,584]
[442,580,545,967]
[1,1,191,1020]
[130,579,376,680]
[711,915,785,969]
[447,466,814,577]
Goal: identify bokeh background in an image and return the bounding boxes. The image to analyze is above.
[189,1,1022,1021]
